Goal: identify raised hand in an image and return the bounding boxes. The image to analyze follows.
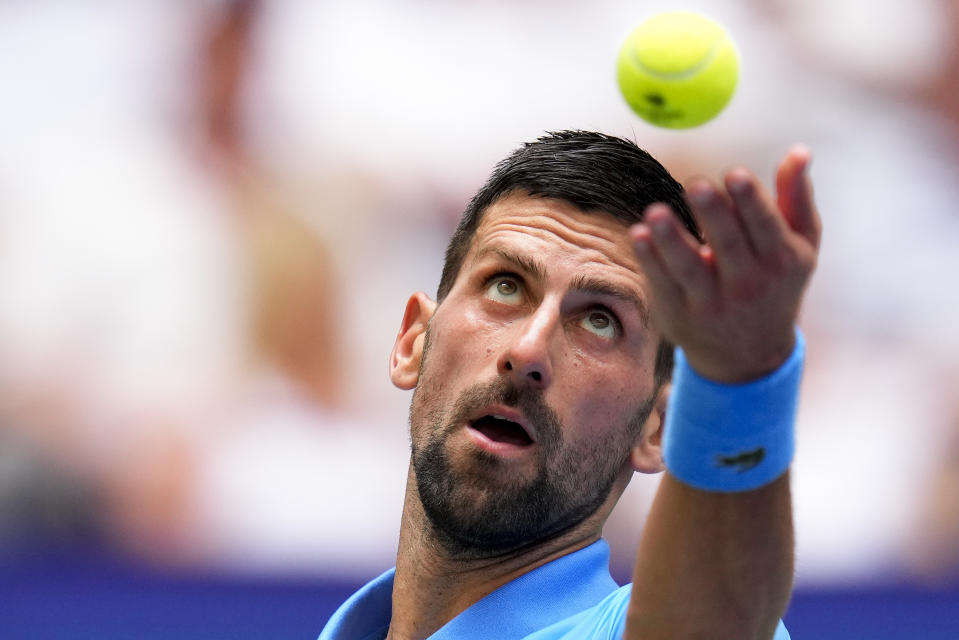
[630,146,821,383]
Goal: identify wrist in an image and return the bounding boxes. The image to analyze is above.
[663,327,805,493]
[681,329,798,384]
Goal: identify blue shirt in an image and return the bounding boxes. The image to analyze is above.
[318,539,790,639]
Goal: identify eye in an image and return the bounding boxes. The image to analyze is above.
[485,275,523,304]
[579,309,618,339]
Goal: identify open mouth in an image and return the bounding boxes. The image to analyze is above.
[469,414,533,447]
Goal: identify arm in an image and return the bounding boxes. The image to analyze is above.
[629,472,793,639]
[625,146,821,639]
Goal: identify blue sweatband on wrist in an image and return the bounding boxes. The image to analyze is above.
[663,329,805,493]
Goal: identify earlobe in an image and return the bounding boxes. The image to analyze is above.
[629,383,670,474]
[389,292,436,390]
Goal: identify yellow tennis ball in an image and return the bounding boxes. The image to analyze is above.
[617,12,740,129]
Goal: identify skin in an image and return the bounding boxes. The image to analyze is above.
[388,146,821,639]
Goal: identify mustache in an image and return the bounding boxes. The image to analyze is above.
[447,377,562,447]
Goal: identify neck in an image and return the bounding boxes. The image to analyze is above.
[386,463,612,640]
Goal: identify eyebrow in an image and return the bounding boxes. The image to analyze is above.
[471,246,650,328]
[471,247,547,282]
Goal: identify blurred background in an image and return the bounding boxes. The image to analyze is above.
[1,0,958,638]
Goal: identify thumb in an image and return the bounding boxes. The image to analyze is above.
[776,145,821,249]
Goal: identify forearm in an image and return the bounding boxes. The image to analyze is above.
[624,330,802,639]
[626,471,793,640]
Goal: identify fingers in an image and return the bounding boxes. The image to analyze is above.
[630,222,685,323]
[687,146,818,282]
[775,145,822,249]
[631,204,716,311]
[632,146,820,315]
[724,168,789,258]
[685,180,754,285]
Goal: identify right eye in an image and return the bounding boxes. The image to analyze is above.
[485,275,523,304]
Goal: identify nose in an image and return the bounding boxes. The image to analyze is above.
[497,303,556,389]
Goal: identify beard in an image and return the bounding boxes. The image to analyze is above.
[409,330,656,557]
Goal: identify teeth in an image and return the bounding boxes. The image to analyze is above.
[492,414,509,421]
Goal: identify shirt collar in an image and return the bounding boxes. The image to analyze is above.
[319,539,619,640]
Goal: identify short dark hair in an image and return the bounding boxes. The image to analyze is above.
[436,130,702,387]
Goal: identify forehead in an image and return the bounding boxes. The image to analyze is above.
[466,192,644,280]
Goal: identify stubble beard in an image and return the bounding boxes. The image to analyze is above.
[409,330,655,558]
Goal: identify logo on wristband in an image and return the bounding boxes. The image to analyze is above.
[716,447,765,472]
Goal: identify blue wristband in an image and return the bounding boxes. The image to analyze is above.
[663,329,804,493]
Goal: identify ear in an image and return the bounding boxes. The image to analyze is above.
[629,383,670,474]
[389,292,436,390]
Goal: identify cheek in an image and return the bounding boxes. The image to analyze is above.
[437,305,504,362]
[420,307,498,394]
[559,356,655,437]
[570,390,630,434]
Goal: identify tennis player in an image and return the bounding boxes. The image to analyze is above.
[320,131,820,639]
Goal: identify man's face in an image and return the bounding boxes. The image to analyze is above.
[408,193,662,555]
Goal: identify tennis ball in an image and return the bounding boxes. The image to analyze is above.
[616,12,740,129]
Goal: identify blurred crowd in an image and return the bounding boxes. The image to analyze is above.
[1,0,957,587]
